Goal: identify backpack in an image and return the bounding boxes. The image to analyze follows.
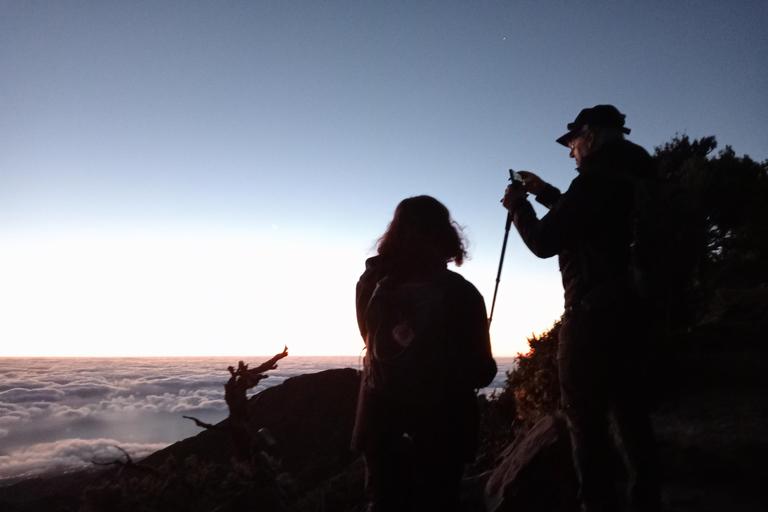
[626,172,707,304]
[362,273,453,403]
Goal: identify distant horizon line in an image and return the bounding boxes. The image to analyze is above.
[0,354,519,359]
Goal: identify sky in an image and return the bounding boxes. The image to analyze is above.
[1,1,766,357]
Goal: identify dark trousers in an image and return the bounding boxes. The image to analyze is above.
[363,425,465,512]
[559,302,662,512]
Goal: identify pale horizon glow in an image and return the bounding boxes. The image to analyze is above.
[0,228,559,357]
[1,231,367,357]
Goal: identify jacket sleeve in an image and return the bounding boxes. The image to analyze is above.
[510,176,599,259]
[462,282,497,389]
[355,280,372,342]
[535,183,561,209]
[355,257,381,343]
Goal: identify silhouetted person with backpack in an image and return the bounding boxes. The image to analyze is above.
[502,106,662,512]
[353,195,497,512]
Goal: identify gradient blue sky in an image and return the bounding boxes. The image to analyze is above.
[2,1,766,356]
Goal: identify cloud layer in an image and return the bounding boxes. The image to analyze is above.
[0,438,167,479]
[0,355,511,480]
[0,356,364,479]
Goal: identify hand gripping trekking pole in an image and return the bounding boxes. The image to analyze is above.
[488,169,521,327]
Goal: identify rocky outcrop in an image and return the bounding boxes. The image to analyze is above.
[485,415,578,512]
[142,368,362,492]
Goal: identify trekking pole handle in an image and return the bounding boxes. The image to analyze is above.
[488,169,519,326]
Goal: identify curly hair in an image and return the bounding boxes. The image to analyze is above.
[377,195,467,267]
[574,124,625,155]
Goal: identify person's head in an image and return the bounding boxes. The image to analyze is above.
[377,195,467,267]
[556,105,630,165]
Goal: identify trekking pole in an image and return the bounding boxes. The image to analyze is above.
[488,169,521,326]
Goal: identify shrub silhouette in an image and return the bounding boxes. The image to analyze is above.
[82,454,293,512]
[506,319,562,429]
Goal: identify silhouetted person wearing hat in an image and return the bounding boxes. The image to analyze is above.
[502,106,662,512]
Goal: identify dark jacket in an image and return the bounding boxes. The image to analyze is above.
[352,255,496,458]
[510,139,654,309]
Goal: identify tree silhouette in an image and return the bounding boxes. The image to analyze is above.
[185,346,289,460]
[653,136,768,329]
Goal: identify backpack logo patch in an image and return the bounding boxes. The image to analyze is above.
[363,276,450,401]
[391,324,415,347]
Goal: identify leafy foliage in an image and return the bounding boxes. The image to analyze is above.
[82,454,295,512]
[655,136,768,265]
[505,320,562,429]
[466,392,519,476]
[296,456,365,512]
[653,135,768,329]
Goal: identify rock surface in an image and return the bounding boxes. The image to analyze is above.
[142,367,362,491]
[485,415,578,512]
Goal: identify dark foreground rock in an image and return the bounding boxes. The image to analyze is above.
[485,415,578,512]
[652,345,768,512]
[142,368,362,491]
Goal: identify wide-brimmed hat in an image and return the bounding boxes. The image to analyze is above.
[556,104,631,146]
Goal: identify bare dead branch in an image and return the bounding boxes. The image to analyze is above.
[91,445,160,477]
[247,345,289,375]
[183,415,222,430]
[185,348,290,461]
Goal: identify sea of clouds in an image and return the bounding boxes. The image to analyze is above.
[0,355,513,481]
[0,356,362,480]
